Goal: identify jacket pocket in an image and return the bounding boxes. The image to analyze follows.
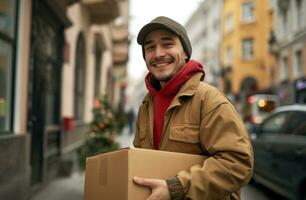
[169,125,200,143]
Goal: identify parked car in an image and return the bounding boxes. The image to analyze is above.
[250,104,306,200]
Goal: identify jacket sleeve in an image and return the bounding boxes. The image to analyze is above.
[177,102,254,200]
[133,106,142,148]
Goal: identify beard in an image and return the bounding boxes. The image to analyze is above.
[156,73,174,82]
[147,54,186,83]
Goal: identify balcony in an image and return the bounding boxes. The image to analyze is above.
[112,42,129,66]
[81,0,119,24]
[111,18,130,66]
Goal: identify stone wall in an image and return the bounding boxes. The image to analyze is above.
[0,134,31,200]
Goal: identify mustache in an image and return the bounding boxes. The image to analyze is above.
[150,56,173,65]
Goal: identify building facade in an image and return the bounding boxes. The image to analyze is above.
[0,0,129,199]
[185,0,223,87]
[221,0,276,103]
[271,0,306,104]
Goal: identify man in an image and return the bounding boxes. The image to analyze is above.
[133,16,253,200]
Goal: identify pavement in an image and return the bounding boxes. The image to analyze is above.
[115,126,135,148]
[30,171,85,200]
[29,126,134,200]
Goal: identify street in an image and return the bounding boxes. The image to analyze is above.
[242,183,288,200]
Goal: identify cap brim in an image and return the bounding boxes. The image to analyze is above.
[137,22,179,45]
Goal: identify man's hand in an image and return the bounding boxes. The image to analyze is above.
[133,176,171,200]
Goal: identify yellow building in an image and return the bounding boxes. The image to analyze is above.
[221,0,276,97]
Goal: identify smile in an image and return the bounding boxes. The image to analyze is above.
[153,61,172,67]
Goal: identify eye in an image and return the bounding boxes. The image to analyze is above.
[164,42,174,48]
[145,44,155,52]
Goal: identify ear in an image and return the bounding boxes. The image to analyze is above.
[184,52,189,62]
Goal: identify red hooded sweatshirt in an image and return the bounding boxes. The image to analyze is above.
[145,60,205,149]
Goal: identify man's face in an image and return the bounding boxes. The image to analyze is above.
[143,29,187,84]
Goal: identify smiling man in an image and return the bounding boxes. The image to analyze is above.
[143,29,188,84]
[133,16,254,200]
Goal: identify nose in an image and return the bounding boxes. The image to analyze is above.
[154,45,166,57]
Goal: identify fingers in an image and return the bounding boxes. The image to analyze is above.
[133,177,171,200]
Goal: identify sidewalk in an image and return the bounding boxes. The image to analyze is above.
[115,125,135,148]
[30,171,85,200]
[29,126,134,200]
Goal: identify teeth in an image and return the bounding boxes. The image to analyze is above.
[154,62,169,67]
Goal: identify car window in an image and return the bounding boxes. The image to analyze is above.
[286,111,306,136]
[261,112,288,133]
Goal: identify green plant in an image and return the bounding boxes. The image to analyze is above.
[78,96,120,169]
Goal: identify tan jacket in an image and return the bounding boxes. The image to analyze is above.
[133,73,254,200]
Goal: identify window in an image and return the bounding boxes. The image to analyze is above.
[285,111,306,136]
[94,44,102,98]
[280,56,288,81]
[242,38,254,60]
[282,10,288,37]
[0,0,18,132]
[294,50,303,77]
[241,2,255,23]
[296,0,304,30]
[0,0,17,37]
[226,47,233,65]
[261,112,287,133]
[213,19,219,31]
[225,14,233,33]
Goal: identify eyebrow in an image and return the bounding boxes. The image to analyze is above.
[144,36,174,46]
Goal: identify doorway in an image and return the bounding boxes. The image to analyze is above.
[27,0,63,186]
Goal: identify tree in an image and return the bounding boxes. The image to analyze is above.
[78,96,119,169]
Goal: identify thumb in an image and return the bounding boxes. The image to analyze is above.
[133,176,155,188]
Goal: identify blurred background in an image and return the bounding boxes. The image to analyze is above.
[0,0,305,199]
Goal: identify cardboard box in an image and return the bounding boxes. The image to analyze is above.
[84,148,205,200]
